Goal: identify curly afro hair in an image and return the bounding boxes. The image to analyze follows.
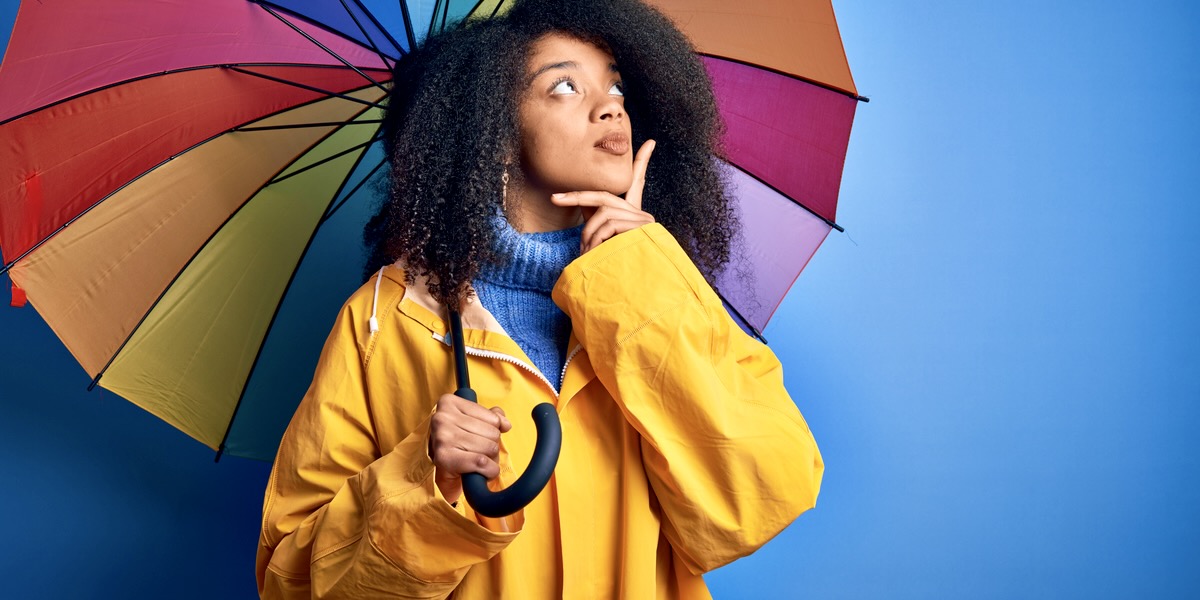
[363,0,737,309]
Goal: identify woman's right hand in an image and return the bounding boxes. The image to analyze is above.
[429,393,512,505]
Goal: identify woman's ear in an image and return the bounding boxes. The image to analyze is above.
[501,143,518,168]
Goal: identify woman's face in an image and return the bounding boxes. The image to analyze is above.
[517,33,633,197]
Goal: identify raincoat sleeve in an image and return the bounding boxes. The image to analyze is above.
[553,223,823,575]
[257,294,520,599]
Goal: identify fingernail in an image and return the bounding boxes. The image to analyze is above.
[552,193,563,199]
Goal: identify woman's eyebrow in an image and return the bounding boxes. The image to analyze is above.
[526,60,577,87]
[525,61,621,87]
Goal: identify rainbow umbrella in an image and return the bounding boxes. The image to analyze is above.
[0,0,860,461]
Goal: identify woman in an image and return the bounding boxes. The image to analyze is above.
[257,1,822,597]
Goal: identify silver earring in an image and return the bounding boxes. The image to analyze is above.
[501,168,510,211]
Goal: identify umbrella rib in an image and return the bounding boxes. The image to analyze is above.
[269,136,383,185]
[215,121,380,461]
[428,0,443,35]
[699,52,869,103]
[253,2,392,96]
[335,0,399,70]
[347,0,409,57]
[397,0,419,54]
[463,0,487,20]
[715,286,767,343]
[227,66,387,109]
[320,155,387,225]
[0,63,387,128]
[464,0,502,20]
[236,119,383,132]
[1,245,38,277]
[252,0,405,58]
[721,158,845,233]
[86,103,375,393]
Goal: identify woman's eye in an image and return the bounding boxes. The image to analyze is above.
[551,79,578,95]
[609,82,625,97]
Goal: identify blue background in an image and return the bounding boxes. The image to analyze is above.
[2,0,1198,597]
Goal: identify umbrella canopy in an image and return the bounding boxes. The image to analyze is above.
[0,0,860,460]
[650,0,861,334]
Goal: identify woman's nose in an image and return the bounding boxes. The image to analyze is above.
[592,94,625,122]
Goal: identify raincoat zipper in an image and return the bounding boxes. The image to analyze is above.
[559,344,583,389]
[434,334,581,401]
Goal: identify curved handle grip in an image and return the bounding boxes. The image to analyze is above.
[457,396,561,518]
[447,311,561,518]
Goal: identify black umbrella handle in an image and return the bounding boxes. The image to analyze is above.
[449,312,561,518]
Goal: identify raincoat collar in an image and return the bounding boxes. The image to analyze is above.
[380,264,592,401]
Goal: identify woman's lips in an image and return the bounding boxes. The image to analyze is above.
[595,134,630,155]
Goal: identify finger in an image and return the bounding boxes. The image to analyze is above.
[550,190,630,209]
[490,407,512,433]
[452,412,507,442]
[473,455,501,480]
[453,430,503,459]
[583,216,655,253]
[580,206,652,249]
[583,215,648,252]
[430,427,502,463]
[442,394,509,430]
[435,448,500,479]
[625,139,656,211]
[432,408,506,445]
[432,400,506,450]
[430,419,491,461]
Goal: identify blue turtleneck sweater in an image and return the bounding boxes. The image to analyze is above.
[473,217,583,391]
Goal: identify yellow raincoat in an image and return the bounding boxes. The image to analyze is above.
[257,224,822,599]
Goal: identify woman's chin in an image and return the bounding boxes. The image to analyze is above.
[525,168,633,197]
[589,173,635,196]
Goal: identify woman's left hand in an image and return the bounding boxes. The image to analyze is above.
[551,139,656,254]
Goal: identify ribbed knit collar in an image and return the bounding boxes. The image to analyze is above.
[477,215,583,293]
